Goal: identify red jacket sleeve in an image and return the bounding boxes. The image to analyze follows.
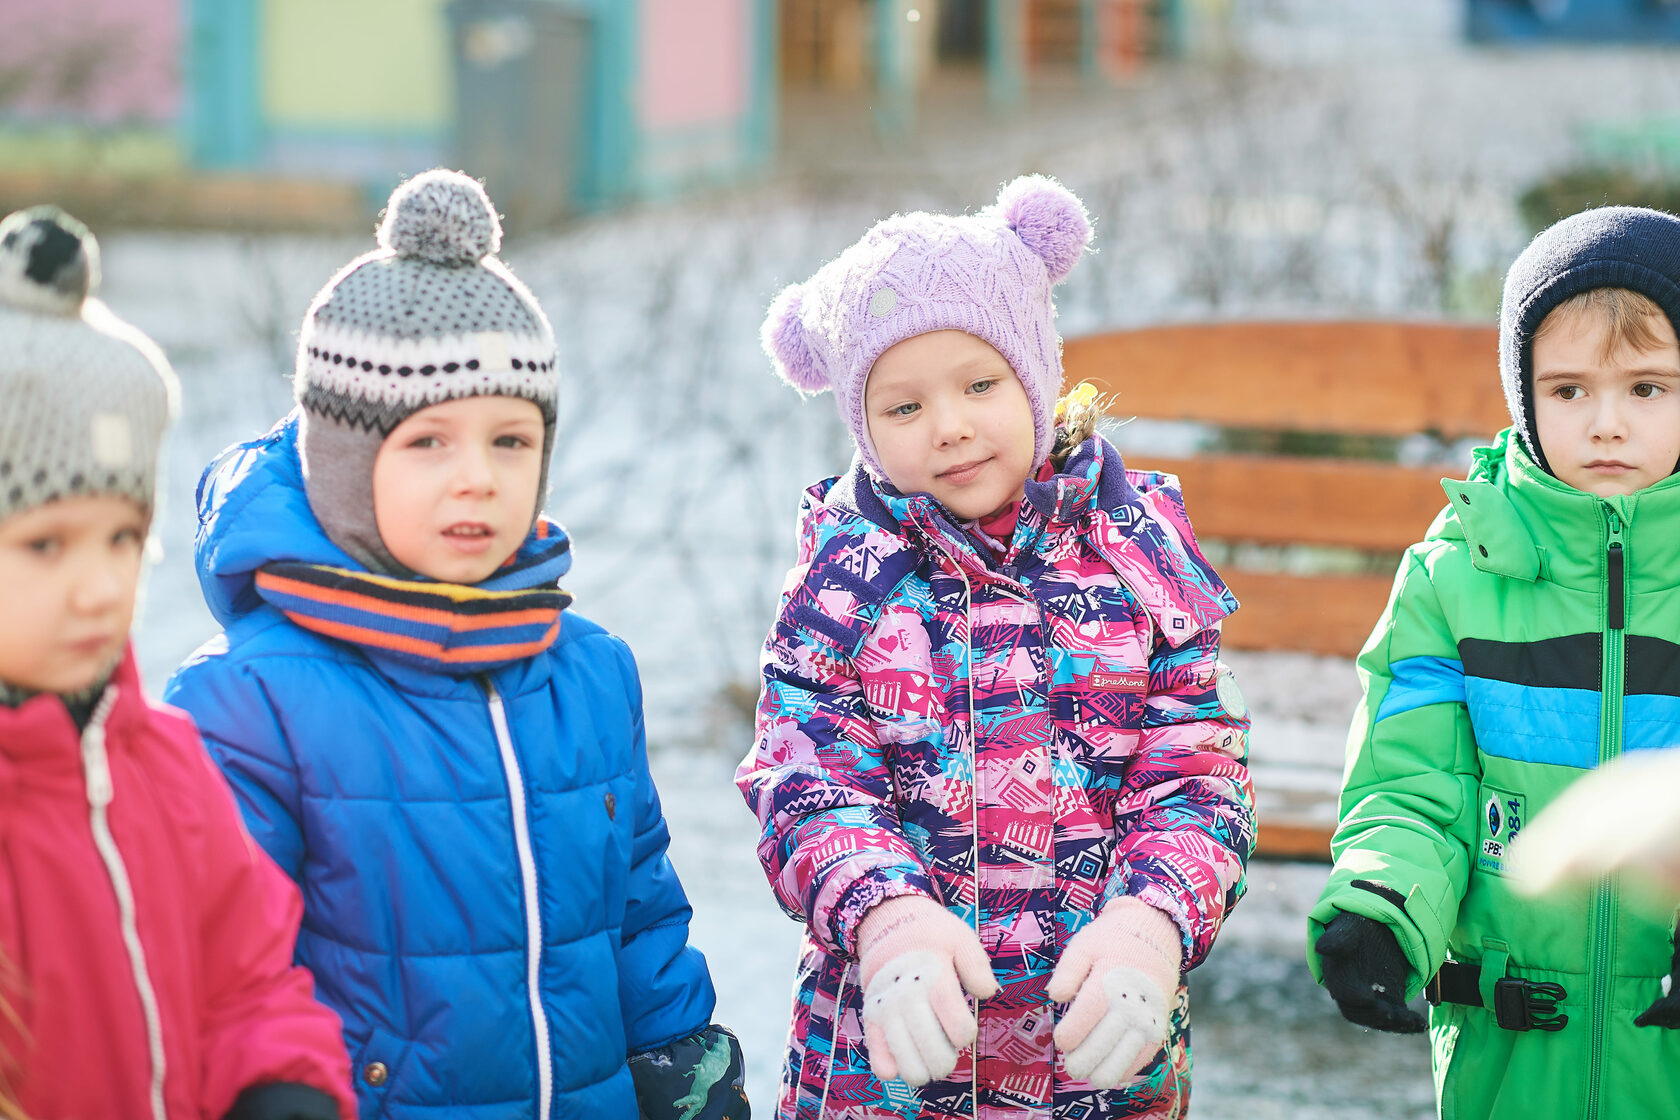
[187,746,355,1118]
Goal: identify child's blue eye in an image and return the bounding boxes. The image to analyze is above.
[494,434,534,449]
[408,436,440,449]
[890,402,920,418]
[970,379,998,395]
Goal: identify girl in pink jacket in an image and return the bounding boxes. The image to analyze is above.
[738,177,1256,1119]
[0,207,353,1119]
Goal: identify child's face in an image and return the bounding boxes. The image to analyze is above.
[865,330,1036,520]
[372,395,546,584]
[0,496,146,694]
[1533,307,1680,497]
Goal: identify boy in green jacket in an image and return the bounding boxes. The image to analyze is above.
[1307,205,1680,1120]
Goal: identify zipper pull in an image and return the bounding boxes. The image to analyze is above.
[1608,542,1625,630]
[1605,506,1626,632]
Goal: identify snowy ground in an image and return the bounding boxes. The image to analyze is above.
[97,6,1680,1114]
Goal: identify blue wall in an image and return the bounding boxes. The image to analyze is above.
[1468,0,1680,43]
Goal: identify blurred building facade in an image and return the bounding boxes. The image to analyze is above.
[14,0,1672,224]
[0,0,777,219]
[188,0,778,215]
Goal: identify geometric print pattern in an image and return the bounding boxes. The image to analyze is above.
[738,435,1256,1119]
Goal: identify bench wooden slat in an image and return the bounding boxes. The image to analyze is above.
[1065,322,1496,861]
[1067,321,1507,439]
[1217,569,1393,657]
[1139,453,1450,552]
[1253,820,1336,863]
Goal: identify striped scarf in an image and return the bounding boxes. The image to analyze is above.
[254,518,574,675]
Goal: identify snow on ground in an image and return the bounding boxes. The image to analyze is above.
[98,10,1678,1113]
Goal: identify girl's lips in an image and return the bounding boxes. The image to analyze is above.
[938,458,991,486]
[65,632,115,656]
[1585,461,1633,471]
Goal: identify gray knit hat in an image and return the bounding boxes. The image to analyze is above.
[0,206,178,523]
[295,169,559,574]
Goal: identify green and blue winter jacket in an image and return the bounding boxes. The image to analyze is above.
[1307,429,1680,1120]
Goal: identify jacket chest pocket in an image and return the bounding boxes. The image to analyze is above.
[857,606,952,787]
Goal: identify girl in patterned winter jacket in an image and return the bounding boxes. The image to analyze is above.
[737,176,1257,1120]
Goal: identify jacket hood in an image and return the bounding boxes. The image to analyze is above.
[193,412,363,627]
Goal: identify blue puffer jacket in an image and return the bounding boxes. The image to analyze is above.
[164,415,716,1119]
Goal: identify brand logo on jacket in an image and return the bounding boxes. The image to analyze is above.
[1090,670,1147,692]
[1477,787,1525,875]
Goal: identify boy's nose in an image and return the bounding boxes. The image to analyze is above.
[453,448,499,493]
[1589,400,1630,442]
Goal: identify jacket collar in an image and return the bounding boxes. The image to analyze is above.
[0,647,145,799]
[825,436,1122,575]
[1439,427,1680,592]
[805,435,1235,644]
[194,411,570,690]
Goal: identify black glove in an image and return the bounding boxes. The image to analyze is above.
[629,1023,750,1120]
[1635,928,1680,1028]
[1316,912,1427,1034]
[222,1082,339,1120]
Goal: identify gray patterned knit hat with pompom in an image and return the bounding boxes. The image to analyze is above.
[0,206,178,523]
[295,169,559,575]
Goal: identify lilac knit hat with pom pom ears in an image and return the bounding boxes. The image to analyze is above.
[760,174,1093,478]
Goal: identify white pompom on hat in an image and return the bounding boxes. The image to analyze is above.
[760,174,1093,476]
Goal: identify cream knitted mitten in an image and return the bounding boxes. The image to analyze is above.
[857,895,999,1087]
[1047,898,1183,1089]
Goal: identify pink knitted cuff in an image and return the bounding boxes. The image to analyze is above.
[1100,897,1184,997]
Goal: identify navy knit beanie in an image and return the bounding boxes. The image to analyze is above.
[1499,205,1680,473]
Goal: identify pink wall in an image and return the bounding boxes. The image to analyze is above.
[0,0,180,123]
[639,0,750,131]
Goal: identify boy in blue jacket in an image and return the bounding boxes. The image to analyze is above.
[166,170,747,1120]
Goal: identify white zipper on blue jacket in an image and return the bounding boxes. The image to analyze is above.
[485,681,553,1120]
[80,686,168,1120]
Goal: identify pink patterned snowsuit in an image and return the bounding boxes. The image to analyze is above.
[738,436,1256,1120]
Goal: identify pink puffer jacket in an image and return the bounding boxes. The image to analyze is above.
[0,649,353,1119]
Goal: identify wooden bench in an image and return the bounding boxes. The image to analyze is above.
[1063,322,1509,860]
